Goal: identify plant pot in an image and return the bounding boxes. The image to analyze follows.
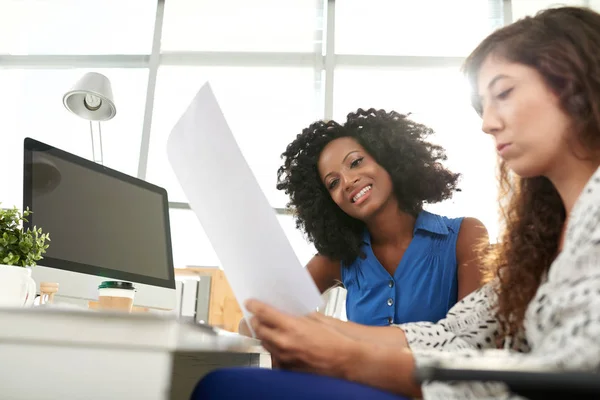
[0,265,36,308]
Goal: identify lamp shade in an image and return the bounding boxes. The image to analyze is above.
[63,72,116,121]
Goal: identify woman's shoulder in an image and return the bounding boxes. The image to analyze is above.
[418,211,483,236]
[457,216,488,232]
[442,216,490,264]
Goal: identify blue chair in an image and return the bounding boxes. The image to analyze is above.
[192,367,410,400]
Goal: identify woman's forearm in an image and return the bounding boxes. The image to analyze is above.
[319,315,408,347]
[343,340,422,398]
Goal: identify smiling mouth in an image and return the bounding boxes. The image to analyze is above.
[352,185,372,203]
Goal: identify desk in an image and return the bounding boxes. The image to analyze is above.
[0,307,269,400]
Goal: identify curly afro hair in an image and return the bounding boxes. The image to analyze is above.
[277,108,461,265]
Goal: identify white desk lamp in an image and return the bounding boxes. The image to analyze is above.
[63,72,117,165]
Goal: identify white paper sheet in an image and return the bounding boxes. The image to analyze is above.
[166,82,322,320]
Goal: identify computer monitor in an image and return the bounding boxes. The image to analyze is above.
[23,138,176,310]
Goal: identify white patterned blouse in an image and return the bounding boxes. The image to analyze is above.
[398,167,600,399]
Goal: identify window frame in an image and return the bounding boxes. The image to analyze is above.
[0,0,517,267]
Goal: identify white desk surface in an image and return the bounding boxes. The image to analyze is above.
[0,307,268,400]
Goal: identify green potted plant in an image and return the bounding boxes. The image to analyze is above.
[0,205,50,307]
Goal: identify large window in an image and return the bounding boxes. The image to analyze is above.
[0,68,148,209]
[161,0,320,52]
[0,0,156,55]
[335,0,499,56]
[5,0,595,267]
[146,66,319,208]
[511,0,589,20]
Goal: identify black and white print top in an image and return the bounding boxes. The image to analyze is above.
[398,166,600,400]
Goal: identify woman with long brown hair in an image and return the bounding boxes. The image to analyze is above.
[193,6,600,399]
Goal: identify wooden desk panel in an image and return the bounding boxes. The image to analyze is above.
[175,267,244,333]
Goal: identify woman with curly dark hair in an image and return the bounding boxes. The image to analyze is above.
[274,108,487,326]
[195,6,600,400]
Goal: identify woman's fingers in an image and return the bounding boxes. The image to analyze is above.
[246,299,326,368]
[250,314,304,367]
[246,299,294,328]
[251,317,295,351]
[270,354,282,369]
[261,338,298,364]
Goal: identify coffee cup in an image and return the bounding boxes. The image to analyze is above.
[97,281,136,312]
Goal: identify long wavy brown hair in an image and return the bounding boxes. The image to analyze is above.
[463,6,600,340]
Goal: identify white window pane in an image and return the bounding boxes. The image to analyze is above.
[335,0,500,56]
[162,0,321,52]
[0,0,156,55]
[0,68,148,209]
[277,214,317,266]
[147,66,320,208]
[169,209,316,268]
[333,67,500,241]
[511,0,586,21]
[169,208,220,268]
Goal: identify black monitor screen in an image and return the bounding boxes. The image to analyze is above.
[23,138,175,289]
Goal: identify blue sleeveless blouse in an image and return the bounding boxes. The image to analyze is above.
[341,210,463,326]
